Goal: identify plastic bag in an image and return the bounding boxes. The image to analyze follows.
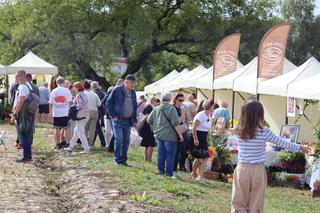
[130,128,142,148]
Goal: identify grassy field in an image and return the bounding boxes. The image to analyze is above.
[31,126,320,213]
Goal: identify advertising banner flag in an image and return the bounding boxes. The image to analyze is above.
[258,23,291,78]
[213,33,241,80]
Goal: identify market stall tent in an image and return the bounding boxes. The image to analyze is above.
[259,57,320,97]
[154,68,189,94]
[233,58,297,94]
[144,69,179,95]
[195,60,244,90]
[166,65,206,92]
[179,65,207,89]
[6,51,58,75]
[7,51,58,88]
[286,58,320,100]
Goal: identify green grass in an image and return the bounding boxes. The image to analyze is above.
[31,126,320,213]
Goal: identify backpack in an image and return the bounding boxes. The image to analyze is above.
[68,104,78,120]
[25,84,40,115]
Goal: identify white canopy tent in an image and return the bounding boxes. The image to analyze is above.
[195,60,244,90]
[287,58,320,100]
[233,58,297,94]
[144,69,179,95]
[166,65,206,91]
[154,68,189,94]
[6,51,58,75]
[179,65,207,89]
[259,57,320,97]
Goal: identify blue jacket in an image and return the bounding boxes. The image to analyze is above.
[106,85,137,125]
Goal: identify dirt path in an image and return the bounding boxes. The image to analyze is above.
[0,125,165,213]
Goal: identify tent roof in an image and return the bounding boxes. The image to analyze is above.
[154,68,189,94]
[259,57,320,97]
[195,60,244,90]
[233,57,296,94]
[286,57,320,100]
[166,65,206,91]
[6,51,58,75]
[179,65,207,89]
[144,70,179,94]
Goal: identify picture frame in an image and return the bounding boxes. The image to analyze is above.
[280,125,300,143]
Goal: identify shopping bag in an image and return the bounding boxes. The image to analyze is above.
[104,116,113,146]
[130,128,142,148]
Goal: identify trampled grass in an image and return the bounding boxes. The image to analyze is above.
[31,126,320,213]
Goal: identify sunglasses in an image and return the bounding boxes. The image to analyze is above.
[177,99,184,102]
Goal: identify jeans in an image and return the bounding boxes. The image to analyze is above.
[16,118,34,160]
[94,110,106,147]
[112,119,131,164]
[156,138,177,177]
[174,131,189,171]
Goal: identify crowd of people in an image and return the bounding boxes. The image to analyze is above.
[9,69,310,212]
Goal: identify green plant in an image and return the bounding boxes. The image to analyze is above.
[207,134,232,172]
[130,192,161,206]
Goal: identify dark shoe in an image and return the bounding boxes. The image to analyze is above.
[55,143,64,149]
[60,141,67,147]
[121,162,131,167]
[179,167,187,172]
[106,148,114,154]
[16,158,33,163]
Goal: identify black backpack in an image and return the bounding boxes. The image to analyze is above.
[68,104,78,120]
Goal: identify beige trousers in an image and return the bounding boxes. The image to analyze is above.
[85,110,99,146]
[231,163,267,213]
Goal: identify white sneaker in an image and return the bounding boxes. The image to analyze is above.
[64,147,73,152]
[170,175,177,179]
[195,176,202,181]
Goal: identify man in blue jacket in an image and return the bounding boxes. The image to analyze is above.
[107,75,137,166]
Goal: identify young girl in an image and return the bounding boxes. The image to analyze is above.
[232,100,309,212]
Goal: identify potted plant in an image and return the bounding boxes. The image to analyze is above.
[277,152,306,174]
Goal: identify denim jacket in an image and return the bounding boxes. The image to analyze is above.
[106,85,137,125]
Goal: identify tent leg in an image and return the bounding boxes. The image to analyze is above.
[231,91,235,128]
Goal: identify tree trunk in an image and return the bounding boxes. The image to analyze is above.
[75,60,111,91]
[122,51,151,78]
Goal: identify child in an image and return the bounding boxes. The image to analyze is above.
[231,100,309,213]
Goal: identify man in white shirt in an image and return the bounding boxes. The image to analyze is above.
[49,77,72,149]
[84,80,101,147]
[10,70,34,163]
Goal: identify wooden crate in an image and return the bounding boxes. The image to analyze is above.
[312,190,320,198]
[268,180,303,189]
[203,171,220,181]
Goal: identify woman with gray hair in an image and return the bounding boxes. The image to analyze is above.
[102,86,115,152]
[191,99,215,180]
[147,92,183,178]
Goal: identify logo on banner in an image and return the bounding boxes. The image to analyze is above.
[262,46,282,62]
[216,53,236,68]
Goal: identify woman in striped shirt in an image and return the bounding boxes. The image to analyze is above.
[231,100,309,213]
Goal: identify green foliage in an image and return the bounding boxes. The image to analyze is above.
[208,134,232,171]
[278,152,306,163]
[130,192,161,206]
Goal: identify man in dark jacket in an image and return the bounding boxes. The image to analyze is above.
[107,75,137,166]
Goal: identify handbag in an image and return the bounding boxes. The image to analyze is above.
[136,113,148,134]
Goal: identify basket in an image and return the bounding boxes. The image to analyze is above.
[203,171,220,181]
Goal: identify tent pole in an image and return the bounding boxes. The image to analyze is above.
[231,91,235,128]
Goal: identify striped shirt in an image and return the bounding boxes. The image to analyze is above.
[237,127,300,164]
